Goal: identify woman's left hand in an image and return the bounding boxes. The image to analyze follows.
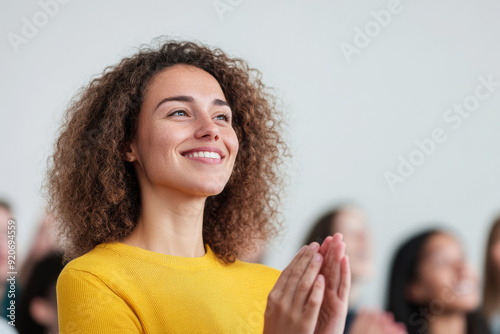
[314,233,351,334]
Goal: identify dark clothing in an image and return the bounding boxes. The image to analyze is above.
[466,310,492,334]
[344,309,357,334]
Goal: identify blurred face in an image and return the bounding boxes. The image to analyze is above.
[127,64,239,198]
[0,207,10,281]
[491,230,500,270]
[409,233,479,313]
[332,208,373,281]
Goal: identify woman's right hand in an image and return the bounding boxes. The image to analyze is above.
[263,242,325,334]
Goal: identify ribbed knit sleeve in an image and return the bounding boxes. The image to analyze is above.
[57,267,143,334]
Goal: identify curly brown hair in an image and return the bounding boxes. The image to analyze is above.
[44,38,288,264]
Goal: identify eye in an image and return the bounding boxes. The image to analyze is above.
[169,109,188,117]
[215,113,231,122]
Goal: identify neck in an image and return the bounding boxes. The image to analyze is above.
[428,312,467,334]
[122,185,207,258]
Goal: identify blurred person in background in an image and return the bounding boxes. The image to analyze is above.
[0,199,17,333]
[482,216,500,334]
[387,228,490,334]
[305,205,405,334]
[19,212,59,287]
[17,253,64,334]
[0,199,18,326]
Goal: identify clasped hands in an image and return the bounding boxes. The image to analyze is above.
[263,233,350,334]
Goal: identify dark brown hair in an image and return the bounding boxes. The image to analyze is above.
[303,204,360,246]
[483,216,500,318]
[44,38,288,264]
[304,208,342,246]
[0,199,12,213]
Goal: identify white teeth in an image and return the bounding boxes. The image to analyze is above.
[453,281,475,296]
[185,151,221,160]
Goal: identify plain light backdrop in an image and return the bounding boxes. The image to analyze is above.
[1,0,500,307]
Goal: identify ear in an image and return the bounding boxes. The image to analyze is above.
[120,139,137,162]
[405,280,428,304]
[30,297,56,326]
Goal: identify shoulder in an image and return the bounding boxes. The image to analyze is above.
[56,245,143,333]
[57,242,132,291]
[62,243,117,271]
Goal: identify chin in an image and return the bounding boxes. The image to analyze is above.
[448,297,480,312]
[170,176,229,197]
[190,185,226,197]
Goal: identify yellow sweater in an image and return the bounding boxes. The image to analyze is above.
[56,242,280,334]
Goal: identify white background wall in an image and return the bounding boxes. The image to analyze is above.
[1,0,500,307]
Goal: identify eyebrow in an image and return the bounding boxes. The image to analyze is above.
[154,95,230,111]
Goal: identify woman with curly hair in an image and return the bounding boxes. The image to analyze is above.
[46,38,350,333]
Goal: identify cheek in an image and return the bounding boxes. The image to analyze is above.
[225,129,239,160]
[228,129,238,150]
[422,270,454,296]
[140,124,184,156]
[344,240,362,259]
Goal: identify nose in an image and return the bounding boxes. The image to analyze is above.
[194,114,220,141]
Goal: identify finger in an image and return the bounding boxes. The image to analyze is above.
[321,233,343,276]
[348,310,371,333]
[325,238,345,290]
[338,255,351,301]
[282,242,320,302]
[303,274,325,324]
[359,312,379,334]
[395,322,407,334]
[332,232,343,243]
[384,311,395,322]
[273,245,307,294]
[291,250,323,308]
[321,236,335,279]
[333,241,346,288]
[382,312,395,329]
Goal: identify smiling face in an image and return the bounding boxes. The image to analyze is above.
[408,233,480,313]
[125,64,239,198]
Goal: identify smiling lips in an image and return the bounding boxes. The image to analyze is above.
[453,280,476,296]
[185,151,221,159]
[182,149,224,164]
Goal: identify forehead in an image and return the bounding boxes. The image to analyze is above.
[145,64,225,98]
[333,209,366,231]
[421,233,461,258]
